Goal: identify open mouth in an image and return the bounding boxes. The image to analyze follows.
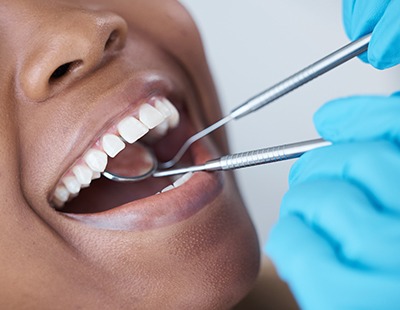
[50,96,223,230]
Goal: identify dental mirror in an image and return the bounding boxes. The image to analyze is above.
[102,143,157,182]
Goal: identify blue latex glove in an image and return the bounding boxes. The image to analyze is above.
[343,0,400,69]
[266,94,400,309]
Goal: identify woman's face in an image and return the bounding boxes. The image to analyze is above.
[0,0,259,308]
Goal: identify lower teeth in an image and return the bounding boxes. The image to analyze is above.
[159,172,193,194]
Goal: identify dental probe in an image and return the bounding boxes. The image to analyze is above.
[159,33,371,169]
[153,138,331,178]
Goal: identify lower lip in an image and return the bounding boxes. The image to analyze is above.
[62,138,224,232]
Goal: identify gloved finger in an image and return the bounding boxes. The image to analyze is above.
[314,95,400,144]
[342,0,390,63]
[342,0,356,39]
[266,216,400,310]
[367,0,400,69]
[280,179,400,271]
[342,0,389,40]
[289,140,400,213]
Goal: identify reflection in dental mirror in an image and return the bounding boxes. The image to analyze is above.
[102,142,157,182]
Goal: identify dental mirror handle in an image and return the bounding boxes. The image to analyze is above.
[153,138,331,178]
[160,33,371,169]
[230,33,371,119]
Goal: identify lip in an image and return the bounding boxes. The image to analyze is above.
[61,136,223,231]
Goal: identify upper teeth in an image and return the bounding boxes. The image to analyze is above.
[72,165,93,186]
[138,104,165,129]
[117,116,148,144]
[52,97,180,209]
[102,134,126,158]
[84,149,108,173]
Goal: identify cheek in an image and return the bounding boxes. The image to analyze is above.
[0,89,22,197]
[17,102,81,204]
[0,29,21,186]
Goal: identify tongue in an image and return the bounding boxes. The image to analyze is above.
[106,142,155,178]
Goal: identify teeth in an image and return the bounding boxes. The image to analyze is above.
[62,176,81,195]
[139,103,165,129]
[155,99,172,118]
[54,185,70,203]
[161,185,175,193]
[143,120,169,143]
[117,116,149,144]
[162,98,180,128]
[102,134,126,158]
[92,171,101,180]
[160,172,194,193]
[173,172,193,188]
[152,120,169,136]
[72,165,93,186]
[53,197,66,209]
[84,149,108,173]
[51,97,183,208]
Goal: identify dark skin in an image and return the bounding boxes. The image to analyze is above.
[0,0,297,308]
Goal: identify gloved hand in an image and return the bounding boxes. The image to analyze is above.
[343,0,400,69]
[266,94,400,310]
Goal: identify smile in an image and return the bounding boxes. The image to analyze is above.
[51,96,180,208]
[51,92,224,231]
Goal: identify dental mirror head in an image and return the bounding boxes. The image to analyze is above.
[102,142,158,182]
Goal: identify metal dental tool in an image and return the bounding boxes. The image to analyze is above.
[103,138,331,181]
[153,138,331,178]
[159,33,371,170]
[102,33,371,182]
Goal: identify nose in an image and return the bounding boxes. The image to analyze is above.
[19,10,128,101]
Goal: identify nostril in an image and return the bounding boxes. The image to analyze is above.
[49,60,82,83]
[104,30,121,51]
[50,62,72,81]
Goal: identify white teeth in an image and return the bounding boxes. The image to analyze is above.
[160,172,194,193]
[117,116,149,144]
[52,97,183,208]
[173,172,193,188]
[155,99,172,118]
[162,98,180,128]
[72,165,93,186]
[170,175,183,184]
[53,197,66,209]
[84,149,108,173]
[62,176,81,195]
[102,134,126,158]
[153,120,169,136]
[92,171,101,180]
[54,185,70,203]
[139,103,165,129]
[161,185,175,193]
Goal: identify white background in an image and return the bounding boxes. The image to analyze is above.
[181,0,400,246]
